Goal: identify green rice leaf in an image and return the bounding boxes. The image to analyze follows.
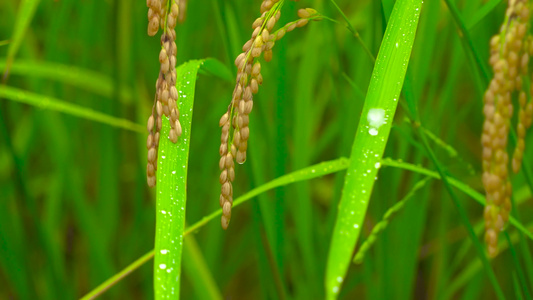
[153,59,203,299]
[3,0,41,81]
[0,59,132,101]
[198,58,233,82]
[325,1,422,298]
[467,0,503,30]
[381,158,533,241]
[182,235,223,300]
[0,85,144,133]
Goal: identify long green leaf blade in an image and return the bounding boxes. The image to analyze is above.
[0,85,143,132]
[153,59,203,299]
[381,158,533,241]
[325,1,422,298]
[182,235,223,300]
[2,0,40,81]
[0,59,132,101]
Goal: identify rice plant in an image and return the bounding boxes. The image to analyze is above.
[1,0,533,299]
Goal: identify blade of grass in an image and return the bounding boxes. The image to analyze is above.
[467,0,503,30]
[182,235,223,300]
[325,0,422,298]
[0,60,132,101]
[353,177,431,264]
[443,0,490,85]
[329,0,375,63]
[81,157,350,299]
[416,130,505,298]
[504,231,532,300]
[511,195,533,290]
[0,85,144,132]
[188,157,350,234]
[80,251,154,300]
[380,158,533,241]
[514,273,525,300]
[402,62,504,297]
[460,272,484,300]
[0,204,33,299]
[2,0,40,82]
[291,15,323,296]
[198,58,233,83]
[153,59,203,299]
[445,222,533,299]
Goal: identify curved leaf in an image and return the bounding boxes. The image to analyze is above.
[0,85,143,132]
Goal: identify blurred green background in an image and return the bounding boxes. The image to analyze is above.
[1,0,533,299]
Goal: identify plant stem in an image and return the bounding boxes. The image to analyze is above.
[329,0,375,63]
[80,251,154,300]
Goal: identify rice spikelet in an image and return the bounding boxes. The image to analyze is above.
[482,0,532,257]
[218,0,321,229]
[146,0,182,188]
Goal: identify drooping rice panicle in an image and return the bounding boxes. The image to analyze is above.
[146,0,182,188]
[482,0,532,257]
[218,0,321,229]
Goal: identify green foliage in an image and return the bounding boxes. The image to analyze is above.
[154,60,203,299]
[3,0,40,81]
[0,85,143,132]
[326,0,422,298]
[2,0,533,299]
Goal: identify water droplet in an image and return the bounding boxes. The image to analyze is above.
[159,264,167,269]
[367,108,386,128]
[160,250,169,254]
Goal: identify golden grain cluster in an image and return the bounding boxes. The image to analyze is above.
[218,0,320,230]
[482,0,533,257]
[146,0,182,188]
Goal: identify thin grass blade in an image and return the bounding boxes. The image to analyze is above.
[0,85,143,132]
[182,235,223,300]
[2,0,40,81]
[153,59,203,299]
[381,158,533,241]
[467,0,503,30]
[0,59,132,101]
[325,0,422,298]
